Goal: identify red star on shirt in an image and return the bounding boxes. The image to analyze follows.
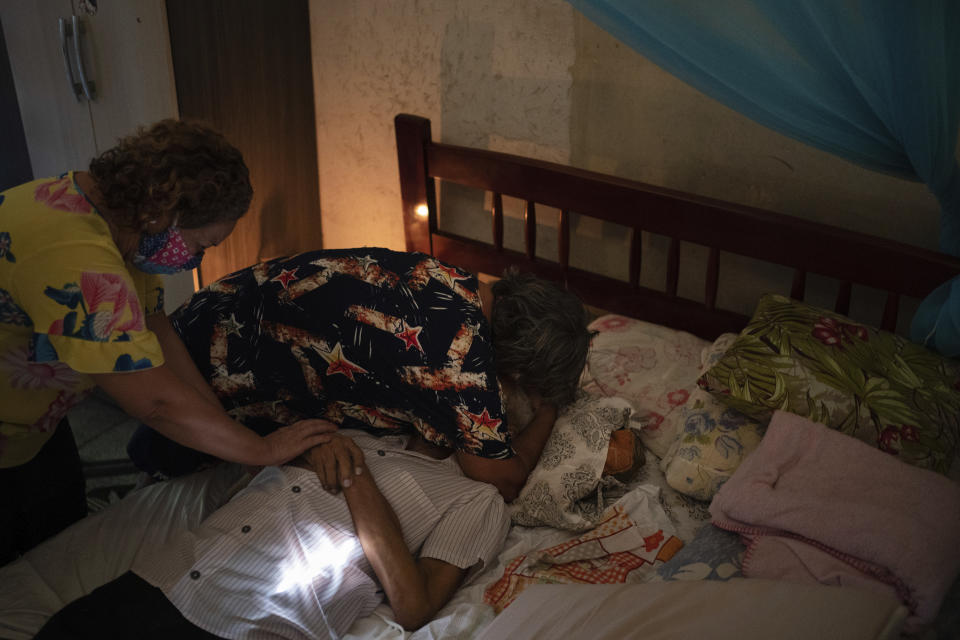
[271,267,300,289]
[428,261,470,289]
[358,405,400,429]
[322,343,368,381]
[394,324,424,352]
[464,408,503,439]
[437,263,468,281]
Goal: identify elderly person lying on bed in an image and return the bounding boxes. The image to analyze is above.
[128,247,592,502]
[34,428,509,639]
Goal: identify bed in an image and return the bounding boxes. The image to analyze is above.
[2,114,960,639]
[393,113,960,638]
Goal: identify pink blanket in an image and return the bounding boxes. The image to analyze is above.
[710,410,960,635]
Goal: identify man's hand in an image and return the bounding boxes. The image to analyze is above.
[306,433,366,493]
[261,419,338,466]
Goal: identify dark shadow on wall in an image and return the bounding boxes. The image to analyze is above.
[167,0,322,286]
[0,17,33,190]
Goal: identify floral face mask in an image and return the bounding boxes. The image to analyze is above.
[131,224,204,275]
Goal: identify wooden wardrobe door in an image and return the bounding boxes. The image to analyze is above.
[166,0,322,286]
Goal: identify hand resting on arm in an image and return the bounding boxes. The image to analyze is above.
[308,435,468,630]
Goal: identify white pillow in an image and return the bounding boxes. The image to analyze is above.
[509,394,633,531]
[584,315,708,459]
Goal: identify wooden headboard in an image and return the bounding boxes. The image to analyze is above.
[395,113,960,340]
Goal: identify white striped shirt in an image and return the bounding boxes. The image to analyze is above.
[133,430,509,640]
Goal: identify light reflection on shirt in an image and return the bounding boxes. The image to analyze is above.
[275,526,361,594]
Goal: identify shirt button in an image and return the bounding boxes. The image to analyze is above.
[190,570,201,580]
[377,450,386,456]
[291,485,301,493]
[241,525,251,533]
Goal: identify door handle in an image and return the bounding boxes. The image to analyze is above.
[71,15,97,101]
[57,17,82,101]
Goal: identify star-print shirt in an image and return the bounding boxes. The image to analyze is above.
[170,248,515,460]
[0,173,165,468]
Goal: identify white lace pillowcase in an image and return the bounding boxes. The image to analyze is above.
[509,394,633,531]
[583,315,709,459]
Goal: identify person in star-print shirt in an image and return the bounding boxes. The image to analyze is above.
[128,247,592,501]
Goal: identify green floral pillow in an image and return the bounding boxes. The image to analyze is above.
[698,294,960,473]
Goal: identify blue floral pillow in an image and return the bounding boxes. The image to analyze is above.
[660,387,767,500]
[655,524,744,582]
[656,333,768,501]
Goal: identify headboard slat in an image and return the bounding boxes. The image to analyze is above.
[629,227,642,288]
[835,281,853,316]
[791,269,807,301]
[559,209,571,276]
[666,238,680,297]
[705,247,720,310]
[524,200,537,260]
[881,292,900,332]
[492,192,504,251]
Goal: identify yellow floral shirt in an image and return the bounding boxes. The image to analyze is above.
[0,173,165,467]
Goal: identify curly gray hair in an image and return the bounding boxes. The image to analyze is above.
[490,269,592,408]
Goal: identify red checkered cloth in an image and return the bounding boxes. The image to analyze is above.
[485,486,683,613]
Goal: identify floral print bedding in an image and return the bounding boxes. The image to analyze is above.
[585,315,709,459]
[658,334,768,500]
[509,393,633,531]
[699,294,960,474]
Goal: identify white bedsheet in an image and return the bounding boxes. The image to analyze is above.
[0,463,249,639]
[0,451,708,640]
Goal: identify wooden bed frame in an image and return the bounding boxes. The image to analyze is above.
[395,113,960,340]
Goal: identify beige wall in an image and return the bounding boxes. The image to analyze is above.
[309,1,575,251]
[309,0,942,326]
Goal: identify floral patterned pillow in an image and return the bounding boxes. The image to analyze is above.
[584,315,709,459]
[699,294,960,474]
[660,388,767,501]
[510,394,634,531]
[659,334,768,501]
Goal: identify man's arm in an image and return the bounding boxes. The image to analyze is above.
[346,472,466,630]
[456,400,557,502]
[307,436,467,630]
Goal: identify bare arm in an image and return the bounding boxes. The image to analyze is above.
[309,436,467,630]
[146,312,221,408]
[347,472,465,629]
[90,365,336,466]
[456,401,557,503]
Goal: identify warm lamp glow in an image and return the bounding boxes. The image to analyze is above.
[415,204,429,218]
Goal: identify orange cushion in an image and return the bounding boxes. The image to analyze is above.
[603,429,635,476]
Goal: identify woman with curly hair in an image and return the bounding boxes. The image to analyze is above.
[0,120,334,564]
